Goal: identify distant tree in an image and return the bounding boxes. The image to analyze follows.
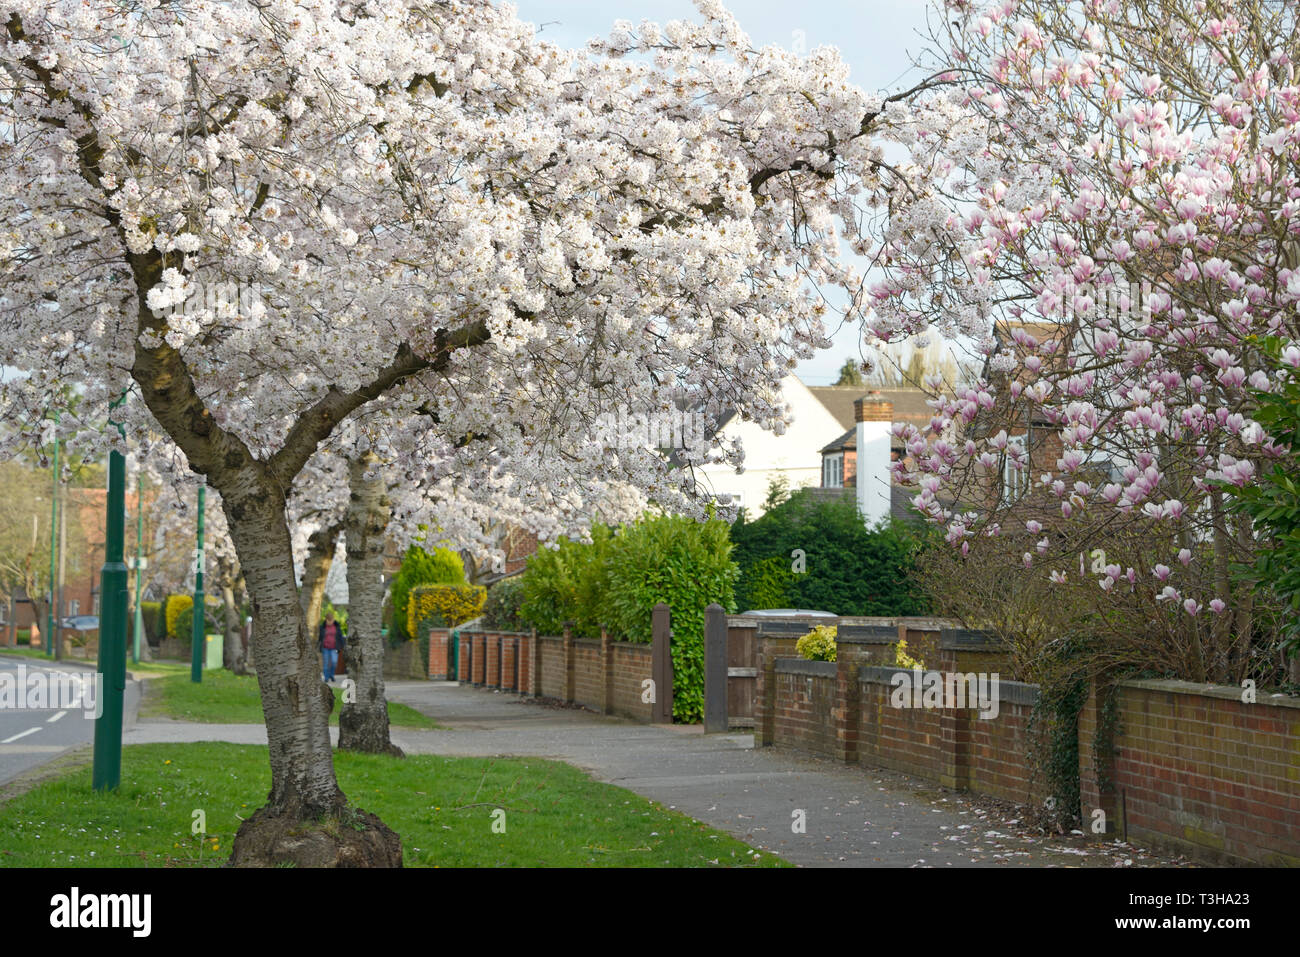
[833,358,865,387]
[763,475,792,512]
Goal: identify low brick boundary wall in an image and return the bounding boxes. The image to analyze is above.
[457,625,656,723]
[1080,680,1300,866]
[754,616,1300,866]
[426,628,450,680]
[385,639,426,680]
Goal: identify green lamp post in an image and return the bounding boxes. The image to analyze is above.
[92,401,129,792]
[45,424,58,655]
[190,485,205,683]
[131,472,144,664]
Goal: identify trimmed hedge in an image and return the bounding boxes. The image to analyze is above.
[391,545,467,639]
[730,490,936,616]
[518,513,737,723]
[163,595,193,639]
[518,525,612,638]
[481,577,528,631]
[407,583,485,636]
[140,601,162,645]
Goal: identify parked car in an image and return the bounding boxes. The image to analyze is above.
[60,615,100,631]
[739,608,836,617]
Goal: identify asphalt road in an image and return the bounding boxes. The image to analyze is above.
[0,655,140,785]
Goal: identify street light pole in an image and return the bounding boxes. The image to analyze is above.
[132,472,144,664]
[55,480,66,661]
[45,428,58,655]
[92,448,127,792]
[190,485,205,683]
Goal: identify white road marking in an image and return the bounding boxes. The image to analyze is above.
[1,727,41,744]
[47,710,67,723]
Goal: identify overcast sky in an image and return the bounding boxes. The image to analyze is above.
[511,0,938,384]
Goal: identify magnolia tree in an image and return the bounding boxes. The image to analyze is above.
[0,0,964,864]
[878,0,1300,685]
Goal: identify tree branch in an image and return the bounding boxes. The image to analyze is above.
[267,320,491,488]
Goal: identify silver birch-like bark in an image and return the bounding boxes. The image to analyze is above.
[338,452,402,756]
[300,521,342,635]
[216,553,247,675]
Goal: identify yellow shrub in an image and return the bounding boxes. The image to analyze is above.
[165,595,194,639]
[895,638,926,670]
[407,584,486,634]
[796,624,838,662]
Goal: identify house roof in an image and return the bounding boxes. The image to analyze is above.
[819,426,856,454]
[819,424,912,455]
[794,484,935,524]
[806,386,937,432]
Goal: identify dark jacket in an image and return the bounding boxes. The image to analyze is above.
[317,620,347,652]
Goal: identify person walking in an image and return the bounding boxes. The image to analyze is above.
[318,609,346,683]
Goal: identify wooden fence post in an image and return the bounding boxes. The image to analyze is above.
[704,603,727,732]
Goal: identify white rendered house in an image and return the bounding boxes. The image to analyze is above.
[694,375,848,517]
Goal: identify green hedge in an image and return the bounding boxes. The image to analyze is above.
[481,577,529,631]
[161,594,193,639]
[518,525,612,638]
[140,601,162,645]
[518,513,737,723]
[174,602,221,644]
[730,490,936,616]
[391,544,466,639]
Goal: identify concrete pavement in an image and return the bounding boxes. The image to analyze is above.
[123,679,1193,868]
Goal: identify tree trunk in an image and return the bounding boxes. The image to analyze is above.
[238,575,253,670]
[221,481,401,866]
[217,554,247,675]
[300,521,342,636]
[338,453,403,757]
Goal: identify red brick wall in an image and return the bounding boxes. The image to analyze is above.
[573,640,601,706]
[966,693,1047,805]
[610,643,653,721]
[471,630,655,722]
[537,637,565,700]
[771,661,838,757]
[501,638,517,691]
[753,613,1300,866]
[427,628,450,680]
[472,634,486,685]
[518,632,532,695]
[1081,680,1300,866]
[858,672,952,781]
[485,634,500,688]
[460,631,475,686]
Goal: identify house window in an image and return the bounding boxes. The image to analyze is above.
[823,453,844,488]
[67,599,79,617]
[1003,436,1029,503]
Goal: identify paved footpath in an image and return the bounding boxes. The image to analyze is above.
[126,680,1193,868]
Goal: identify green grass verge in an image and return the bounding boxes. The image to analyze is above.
[0,649,186,676]
[140,669,440,729]
[0,742,785,867]
[0,646,56,661]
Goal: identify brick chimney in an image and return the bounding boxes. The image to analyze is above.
[854,392,894,528]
